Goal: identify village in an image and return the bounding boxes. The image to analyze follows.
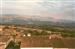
[0,24,75,49]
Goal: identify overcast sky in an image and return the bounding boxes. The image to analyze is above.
[0,0,75,21]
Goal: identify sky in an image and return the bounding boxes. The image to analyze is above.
[0,0,75,21]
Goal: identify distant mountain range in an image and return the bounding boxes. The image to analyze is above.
[0,15,75,27]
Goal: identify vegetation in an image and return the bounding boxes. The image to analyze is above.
[1,24,75,37]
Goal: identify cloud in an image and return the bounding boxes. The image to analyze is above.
[0,0,75,21]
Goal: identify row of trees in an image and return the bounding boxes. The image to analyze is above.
[23,30,50,36]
